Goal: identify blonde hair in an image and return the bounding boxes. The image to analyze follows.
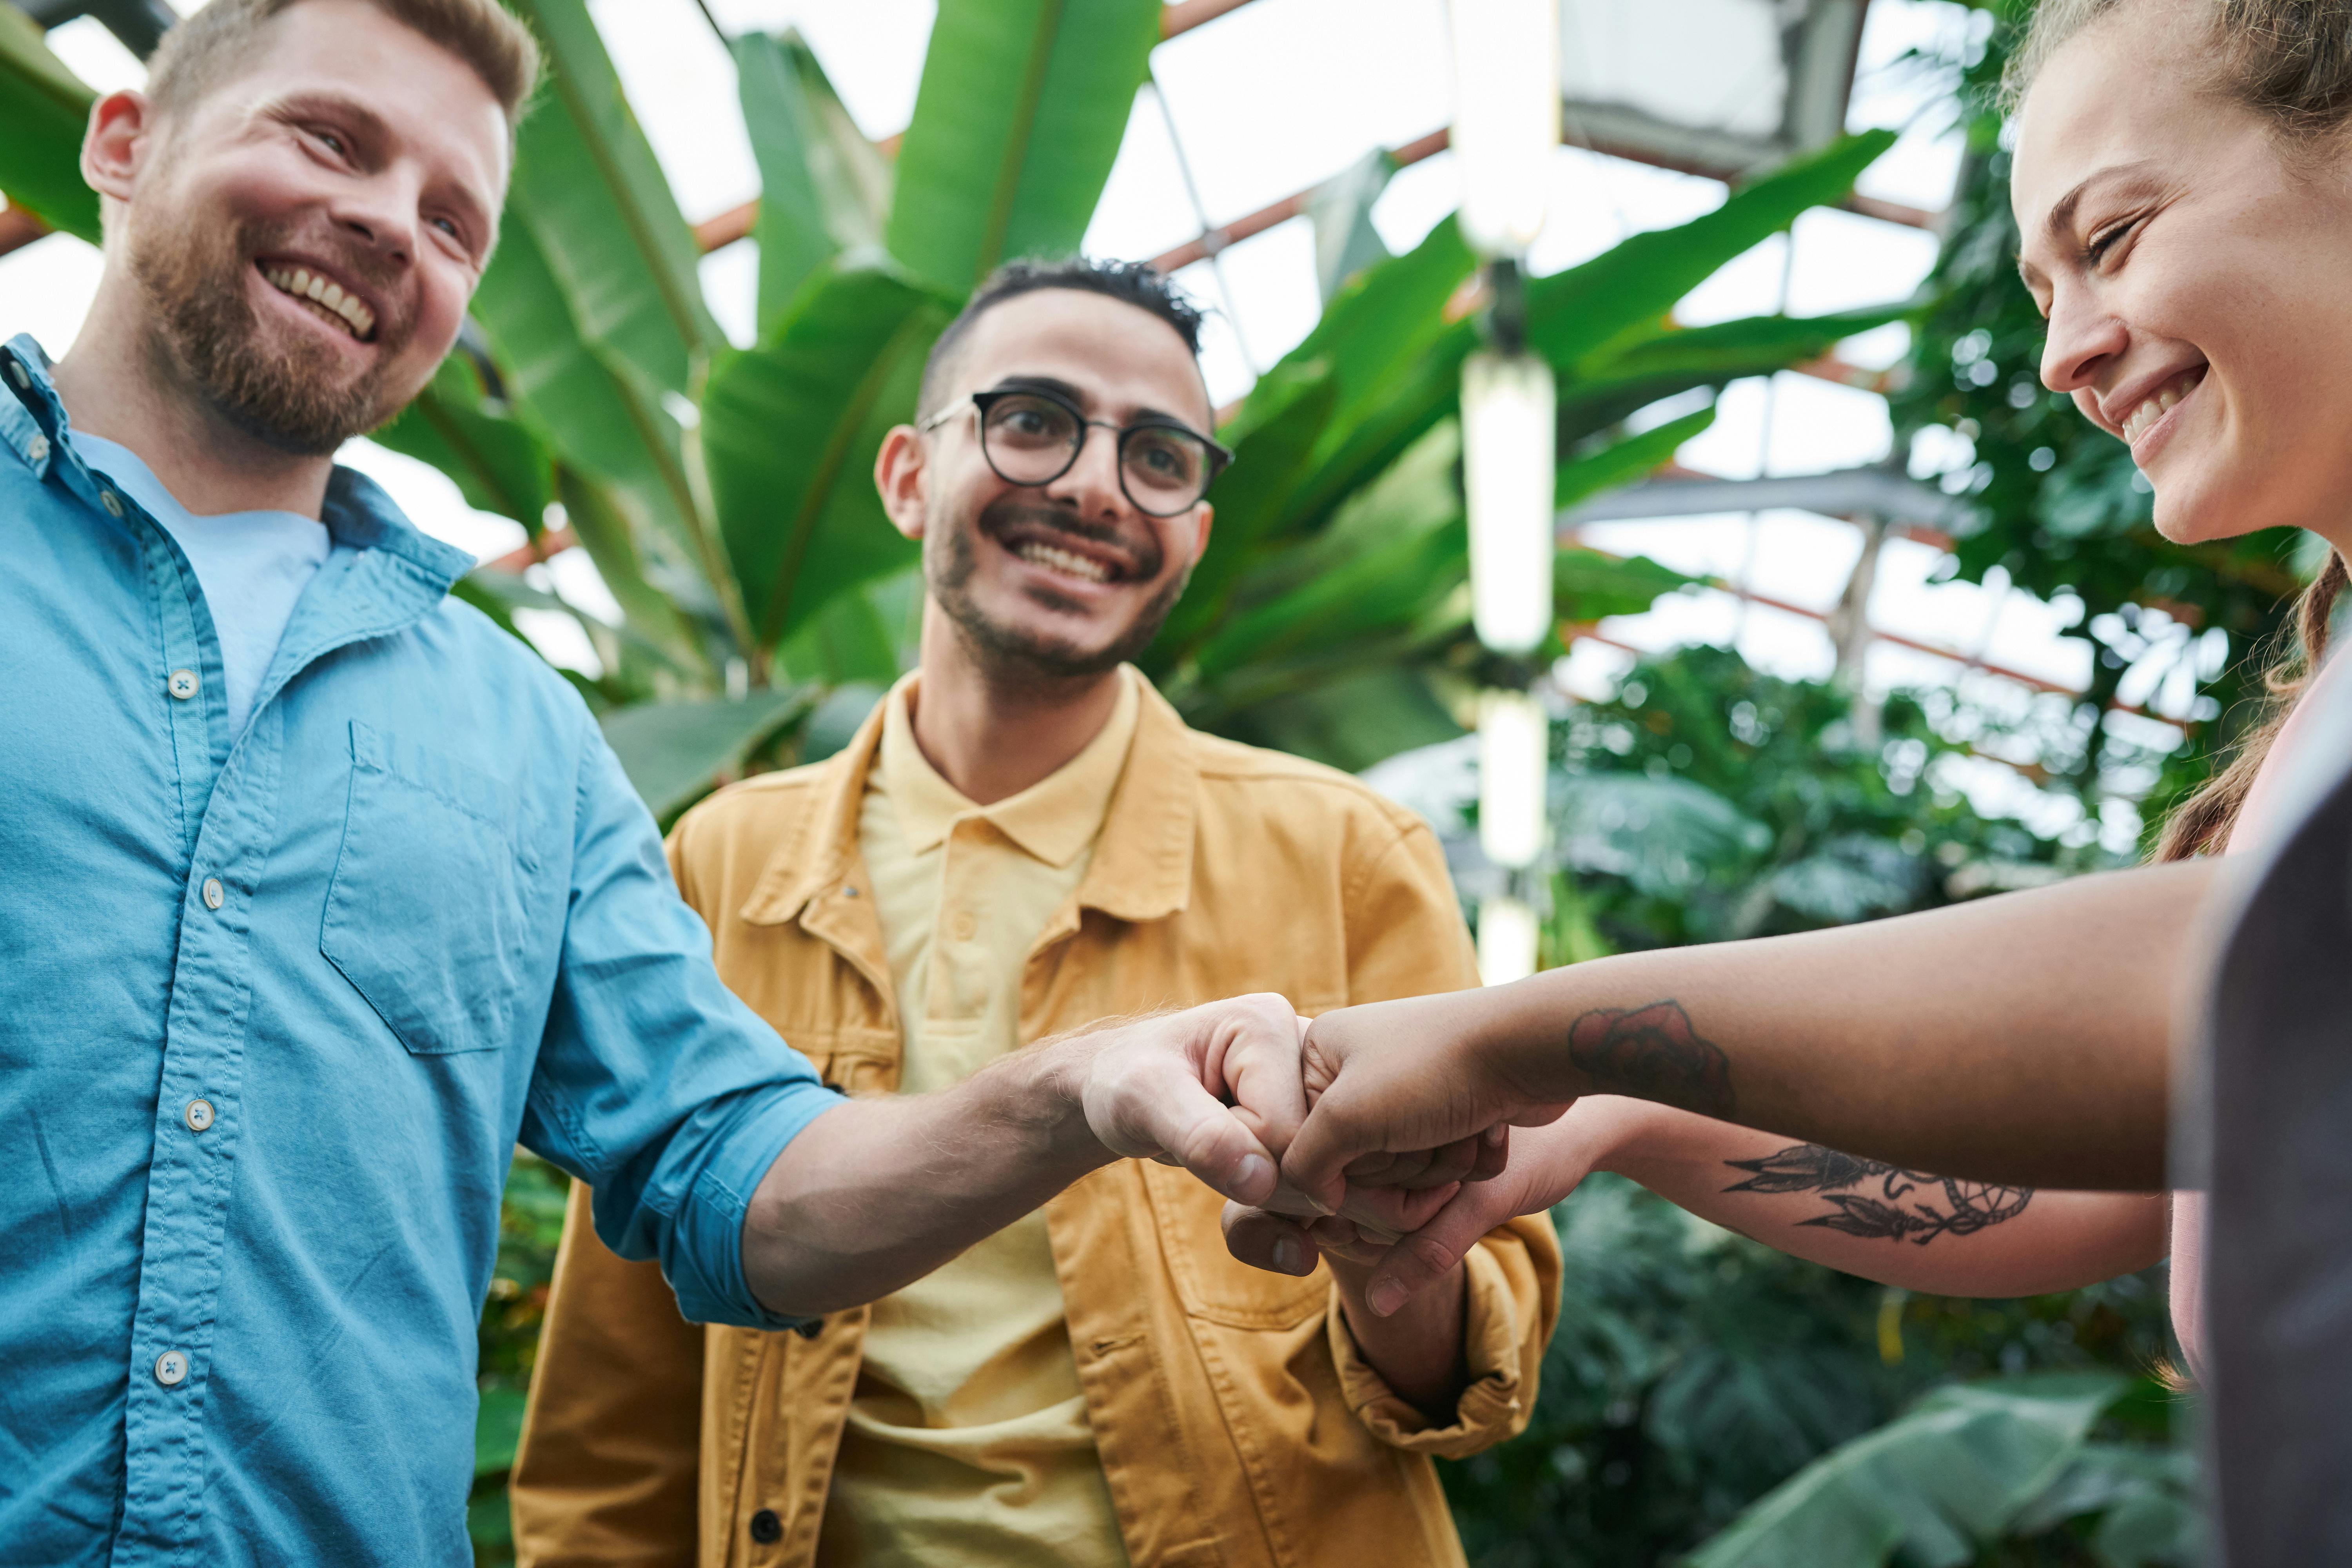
[146,0,541,126]
[2005,0,2352,860]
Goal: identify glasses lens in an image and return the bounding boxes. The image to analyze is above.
[1121,426,1210,513]
[980,394,1080,482]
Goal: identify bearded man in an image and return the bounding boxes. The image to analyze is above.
[509,260,1563,1568]
[1,7,1359,1561]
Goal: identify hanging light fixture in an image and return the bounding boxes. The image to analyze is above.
[1448,0,1560,258]
[1477,893,1540,988]
[1460,348,1557,655]
[1451,0,1564,989]
[1477,688,1548,871]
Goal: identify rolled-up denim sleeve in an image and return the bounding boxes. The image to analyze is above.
[519,724,838,1330]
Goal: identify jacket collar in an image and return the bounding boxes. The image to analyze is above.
[739,669,1199,929]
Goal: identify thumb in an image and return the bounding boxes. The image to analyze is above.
[1357,1180,1521,1318]
[1089,1057,1279,1207]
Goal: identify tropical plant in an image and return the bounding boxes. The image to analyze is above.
[1537,642,2120,958]
[3,0,1914,803]
[1441,1171,2188,1568]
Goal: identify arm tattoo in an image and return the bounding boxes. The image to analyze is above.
[1565,1000,1734,1118]
[1723,1143,2033,1245]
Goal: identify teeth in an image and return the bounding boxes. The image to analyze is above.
[2120,372,2200,445]
[1017,541,1111,583]
[261,264,376,342]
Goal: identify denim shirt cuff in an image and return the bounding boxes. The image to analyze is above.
[663,1080,843,1331]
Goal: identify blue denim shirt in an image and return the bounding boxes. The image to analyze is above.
[0,337,836,1566]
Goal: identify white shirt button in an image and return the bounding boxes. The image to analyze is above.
[185,1098,216,1133]
[25,433,47,463]
[154,1350,189,1387]
[6,361,27,389]
[201,878,224,911]
[168,669,200,701]
[101,490,124,517]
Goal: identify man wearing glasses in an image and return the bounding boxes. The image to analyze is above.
[511,259,1561,1568]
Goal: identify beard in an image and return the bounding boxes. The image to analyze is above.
[928,496,1191,684]
[125,199,415,457]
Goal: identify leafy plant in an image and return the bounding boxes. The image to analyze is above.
[1442,1175,2185,1568]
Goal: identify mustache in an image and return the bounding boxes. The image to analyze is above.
[241,216,416,347]
[976,497,1165,582]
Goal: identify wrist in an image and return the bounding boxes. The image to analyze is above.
[1011,1030,1125,1179]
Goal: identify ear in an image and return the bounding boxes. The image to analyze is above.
[1183,501,1214,566]
[873,425,928,542]
[83,91,156,206]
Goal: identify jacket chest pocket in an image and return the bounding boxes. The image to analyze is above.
[1142,1162,1330,1329]
[321,722,535,1055]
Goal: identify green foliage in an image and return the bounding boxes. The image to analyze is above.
[1443,1176,2185,1568]
[1541,644,2112,956]
[0,6,96,241]
[1886,0,2308,828]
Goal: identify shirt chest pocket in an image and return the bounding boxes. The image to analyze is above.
[321,722,537,1056]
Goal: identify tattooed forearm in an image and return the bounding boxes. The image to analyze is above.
[1723,1143,2033,1245]
[1565,1000,1734,1118]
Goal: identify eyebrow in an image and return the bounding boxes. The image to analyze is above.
[988,375,1203,433]
[265,89,496,245]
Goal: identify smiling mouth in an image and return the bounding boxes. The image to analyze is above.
[259,261,377,342]
[1011,538,1120,585]
[2119,367,2203,446]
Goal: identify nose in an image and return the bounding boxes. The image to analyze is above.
[327,170,419,268]
[1044,423,1129,519]
[2039,283,2129,399]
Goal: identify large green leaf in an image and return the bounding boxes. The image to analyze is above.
[503,0,719,394]
[372,356,555,527]
[776,564,922,688]
[1557,403,1715,511]
[600,688,817,820]
[0,7,96,242]
[884,0,1160,292]
[1214,664,1462,774]
[1586,303,1915,387]
[552,464,707,679]
[1557,546,1698,621]
[735,30,891,338]
[702,260,955,649]
[471,216,734,644]
[1684,1375,2127,1568]
[1531,130,1898,374]
[1149,361,1339,660]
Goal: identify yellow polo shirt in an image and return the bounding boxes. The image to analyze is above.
[816,668,1142,1568]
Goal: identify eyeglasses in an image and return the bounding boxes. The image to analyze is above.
[920,386,1232,517]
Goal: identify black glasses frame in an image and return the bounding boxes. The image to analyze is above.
[921,387,1233,517]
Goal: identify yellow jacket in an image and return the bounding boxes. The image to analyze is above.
[509,680,1562,1568]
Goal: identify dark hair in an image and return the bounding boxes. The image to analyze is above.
[2004,0,2352,860]
[147,0,541,129]
[917,257,1206,420]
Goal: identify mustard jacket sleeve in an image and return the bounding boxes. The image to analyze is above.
[1323,1213,1563,1459]
[1329,810,1564,1459]
[509,1179,706,1568]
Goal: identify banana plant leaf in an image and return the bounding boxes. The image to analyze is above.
[1219,664,1463,774]
[701,259,956,649]
[372,354,555,527]
[885,0,1161,293]
[0,5,96,242]
[503,0,719,392]
[600,686,817,820]
[1683,1374,2128,1568]
[1535,129,1899,374]
[735,29,891,337]
[1557,404,1716,511]
[777,564,922,688]
[470,216,735,639]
